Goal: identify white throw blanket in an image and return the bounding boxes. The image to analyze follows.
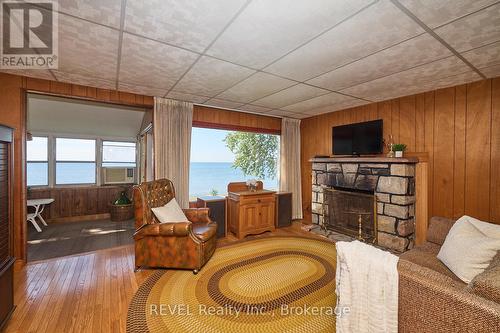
[335,241,399,333]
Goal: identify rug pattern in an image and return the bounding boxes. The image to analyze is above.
[127,236,336,333]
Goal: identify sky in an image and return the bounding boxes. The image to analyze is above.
[190,127,235,163]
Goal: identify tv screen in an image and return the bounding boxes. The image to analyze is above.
[332,120,383,155]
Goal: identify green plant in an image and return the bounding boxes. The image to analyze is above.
[209,188,219,196]
[224,132,279,179]
[392,143,407,152]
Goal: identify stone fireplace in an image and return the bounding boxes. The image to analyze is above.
[310,157,418,252]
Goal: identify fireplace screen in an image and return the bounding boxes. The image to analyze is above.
[324,188,376,242]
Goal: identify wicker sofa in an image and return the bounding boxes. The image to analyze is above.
[398,216,500,332]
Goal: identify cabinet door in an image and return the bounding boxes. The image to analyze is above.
[258,201,275,228]
[241,204,259,232]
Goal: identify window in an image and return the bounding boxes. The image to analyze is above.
[189,127,279,200]
[102,141,136,167]
[27,137,48,186]
[56,138,96,185]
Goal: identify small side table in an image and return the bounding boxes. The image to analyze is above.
[27,198,55,232]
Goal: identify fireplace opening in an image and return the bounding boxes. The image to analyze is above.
[324,187,376,243]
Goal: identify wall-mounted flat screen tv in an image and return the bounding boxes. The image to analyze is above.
[332,119,383,155]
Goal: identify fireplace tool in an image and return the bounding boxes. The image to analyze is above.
[345,211,373,242]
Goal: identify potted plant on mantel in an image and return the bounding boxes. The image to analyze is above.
[392,144,407,158]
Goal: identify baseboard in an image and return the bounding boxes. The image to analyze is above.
[47,213,111,224]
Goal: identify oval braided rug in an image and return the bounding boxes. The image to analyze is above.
[127,237,336,333]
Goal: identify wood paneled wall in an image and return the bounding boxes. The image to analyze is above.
[193,105,281,134]
[28,186,132,223]
[301,77,500,225]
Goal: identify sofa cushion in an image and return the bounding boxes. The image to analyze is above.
[427,216,456,245]
[437,215,500,283]
[467,251,500,303]
[151,198,189,224]
[400,242,465,283]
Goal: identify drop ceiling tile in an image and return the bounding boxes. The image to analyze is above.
[340,56,474,101]
[119,33,199,91]
[302,99,369,115]
[0,69,54,80]
[53,71,116,89]
[58,0,122,28]
[267,109,300,117]
[58,14,119,80]
[118,82,167,97]
[282,92,366,113]
[166,91,211,104]
[206,0,374,69]
[419,71,482,90]
[398,0,498,28]
[308,33,452,91]
[252,84,329,108]
[124,0,247,53]
[461,41,500,69]
[479,64,500,78]
[265,0,423,81]
[173,56,255,97]
[238,105,273,113]
[203,98,245,110]
[435,3,500,52]
[217,72,296,103]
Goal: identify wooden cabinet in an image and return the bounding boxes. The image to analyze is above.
[0,125,14,330]
[227,190,276,239]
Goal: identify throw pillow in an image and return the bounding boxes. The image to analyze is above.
[151,198,189,224]
[437,215,500,283]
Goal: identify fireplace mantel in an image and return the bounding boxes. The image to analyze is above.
[309,156,419,164]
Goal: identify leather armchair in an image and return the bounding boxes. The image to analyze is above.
[133,179,217,273]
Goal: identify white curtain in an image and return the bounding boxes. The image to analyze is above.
[153,97,193,208]
[280,118,303,219]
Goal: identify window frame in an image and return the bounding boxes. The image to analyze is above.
[55,137,98,186]
[27,132,138,188]
[26,135,49,187]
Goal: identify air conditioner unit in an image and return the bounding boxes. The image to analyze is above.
[102,167,136,185]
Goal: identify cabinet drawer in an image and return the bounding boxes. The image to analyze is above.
[240,196,275,206]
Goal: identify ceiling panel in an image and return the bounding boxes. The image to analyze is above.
[308,33,452,91]
[119,33,199,91]
[53,71,116,89]
[435,3,500,52]
[58,0,122,28]
[252,84,329,109]
[58,13,119,80]
[341,56,476,101]
[166,91,211,104]
[124,0,247,53]
[398,0,498,28]
[461,41,500,69]
[238,104,274,113]
[203,98,245,110]
[118,82,168,97]
[216,72,296,103]
[173,56,255,97]
[301,99,368,115]
[282,92,366,113]
[206,0,374,69]
[265,0,423,81]
[0,69,54,80]
[479,64,500,78]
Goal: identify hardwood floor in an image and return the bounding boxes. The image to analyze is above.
[5,223,323,333]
